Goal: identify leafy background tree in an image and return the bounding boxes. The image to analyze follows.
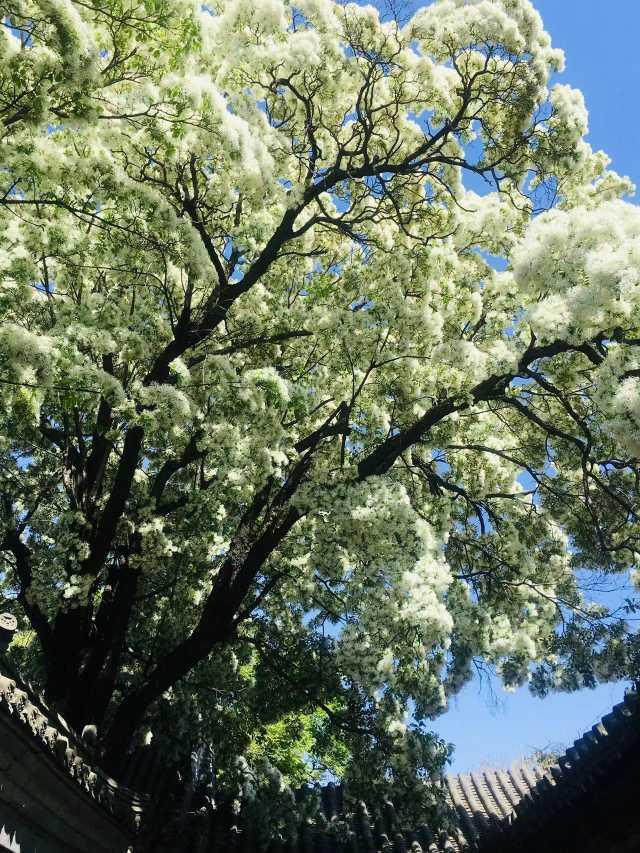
[0,0,639,833]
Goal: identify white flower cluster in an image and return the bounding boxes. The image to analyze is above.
[513,200,640,344]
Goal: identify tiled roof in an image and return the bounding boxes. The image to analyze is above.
[0,670,145,834]
[255,765,540,852]
[474,690,640,851]
[446,762,544,845]
[267,784,468,852]
[256,690,640,852]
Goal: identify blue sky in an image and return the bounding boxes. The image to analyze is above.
[432,0,640,774]
[535,0,640,197]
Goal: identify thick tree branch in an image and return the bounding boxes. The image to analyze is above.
[357,338,594,480]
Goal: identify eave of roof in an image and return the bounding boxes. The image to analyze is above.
[0,671,145,836]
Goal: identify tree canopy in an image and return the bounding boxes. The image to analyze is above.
[1,0,639,831]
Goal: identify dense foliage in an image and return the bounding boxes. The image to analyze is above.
[1,0,639,832]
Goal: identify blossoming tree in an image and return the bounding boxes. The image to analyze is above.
[1,0,639,812]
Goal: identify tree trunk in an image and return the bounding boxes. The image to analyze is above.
[99,630,219,774]
[43,571,140,735]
